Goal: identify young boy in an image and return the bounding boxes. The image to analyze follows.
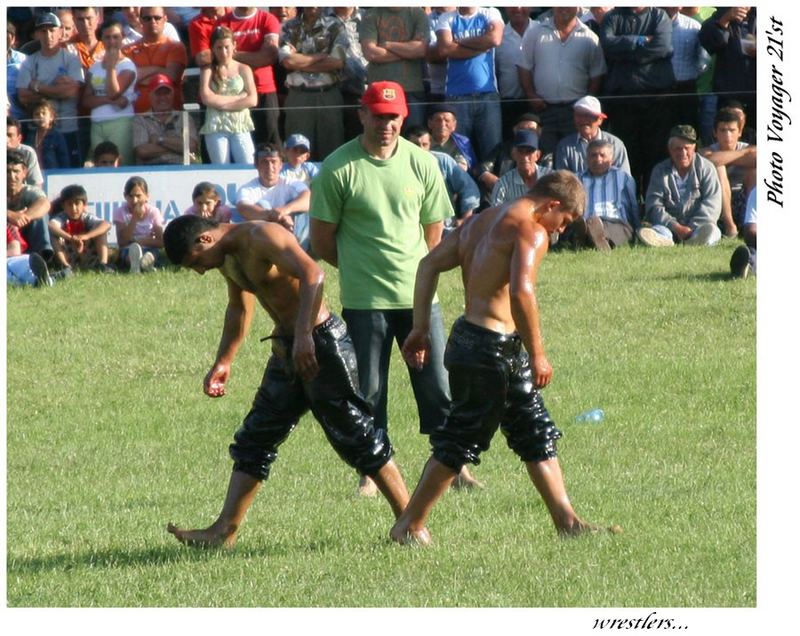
[92,141,121,167]
[279,133,320,185]
[162,215,411,548]
[48,184,113,273]
[391,171,621,545]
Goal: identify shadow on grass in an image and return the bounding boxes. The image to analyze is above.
[663,271,736,283]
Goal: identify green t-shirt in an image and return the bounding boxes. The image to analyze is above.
[310,136,454,309]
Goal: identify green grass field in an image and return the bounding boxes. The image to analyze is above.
[6,240,755,608]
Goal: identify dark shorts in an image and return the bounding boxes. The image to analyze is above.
[229,315,393,480]
[430,317,563,471]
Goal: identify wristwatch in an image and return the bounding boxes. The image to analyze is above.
[158,135,165,145]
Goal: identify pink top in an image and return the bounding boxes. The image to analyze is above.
[113,202,165,241]
[183,203,233,223]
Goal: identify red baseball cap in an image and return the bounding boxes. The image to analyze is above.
[148,74,174,92]
[361,81,408,118]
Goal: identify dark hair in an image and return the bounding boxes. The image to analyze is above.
[7,116,22,133]
[210,26,235,84]
[97,17,124,40]
[515,112,541,126]
[93,140,120,161]
[528,170,586,217]
[7,149,27,167]
[60,184,88,203]
[714,107,741,129]
[32,98,57,124]
[191,181,220,201]
[254,142,283,165]
[405,125,430,140]
[163,214,219,265]
[124,176,149,196]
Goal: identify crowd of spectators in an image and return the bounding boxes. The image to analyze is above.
[6,6,758,283]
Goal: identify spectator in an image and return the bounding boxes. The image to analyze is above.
[29,99,70,170]
[639,125,722,248]
[280,133,320,185]
[124,6,187,114]
[571,138,640,250]
[730,187,756,279]
[165,7,200,45]
[82,18,137,166]
[7,22,28,121]
[517,7,607,158]
[267,7,298,125]
[600,7,675,193]
[406,124,480,225]
[112,176,164,273]
[117,7,182,48]
[700,107,757,238]
[6,117,44,188]
[483,112,548,190]
[723,99,756,146]
[554,95,630,176]
[217,8,282,147]
[16,12,84,167]
[234,143,311,248]
[699,7,757,131]
[7,225,55,288]
[71,7,104,68]
[684,6,719,145]
[91,140,121,167]
[279,7,347,161]
[184,182,233,223]
[132,74,200,165]
[48,184,113,274]
[489,129,551,206]
[199,26,257,165]
[359,7,429,130]
[427,104,477,172]
[663,6,710,133]
[332,7,368,143]
[424,7,455,103]
[188,7,227,67]
[495,7,535,139]
[435,6,504,163]
[269,8,297,24]
[56,9,77,52]
[582,6,613,36]
[6,149,53,263]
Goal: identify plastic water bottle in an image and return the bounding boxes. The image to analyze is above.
[574,408,604,424]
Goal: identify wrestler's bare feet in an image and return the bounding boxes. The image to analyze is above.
[167,521,239,549]
[389,522,432,546]
[557,518,623,538]
[451,465,484,490]
[357,474,379,497]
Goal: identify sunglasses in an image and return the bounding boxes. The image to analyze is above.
[141,15,165,22]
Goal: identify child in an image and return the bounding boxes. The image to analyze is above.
[199,26,257,164]
[183,182,233,223]
[30,99,70,170]
[92,141,121,168]
[280,133,320,185]
[48,184,114,274]
[112,176,165,273]
[6,225,54,287]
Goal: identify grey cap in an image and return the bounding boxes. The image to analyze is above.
[35,12,62,30]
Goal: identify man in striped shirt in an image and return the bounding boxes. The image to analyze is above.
[489,130,551,206]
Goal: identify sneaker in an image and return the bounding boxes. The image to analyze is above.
[94,263,116,274]
[30,253,54,287]
[586,216,611,252]
[53,266,73,280]
[730,245,751,279]
[637,226,673,247]
[140,251,156,272]
[128,243,143,273]
[684,223,720,246]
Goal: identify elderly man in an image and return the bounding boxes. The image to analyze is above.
[489,130,551,206]
[554,95,630,176]
[427,104,476,173]
[639,125,722,247]
[132,74,199,165]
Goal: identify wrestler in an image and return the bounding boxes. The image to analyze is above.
[163,215,409,548]
[391,170,621,545]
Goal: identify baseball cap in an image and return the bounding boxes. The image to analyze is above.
[148,74,174,92]
[513,130,540,150]
[35,12,62,30]
[573,95,607,119]
[669,124,698,143]
[361,81,408,118]
[285,134,311,151]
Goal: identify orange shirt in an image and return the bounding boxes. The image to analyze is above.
[72,39,105,69]
[124,37,187,113]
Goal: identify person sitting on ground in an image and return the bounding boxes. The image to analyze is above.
[162,215,412,549]
[554,95,631,176]
[48,184,113,274]
[427,104,476,173]
[699,107,756,238]
[639,125,722,248]
[6,149,53,264]
[489,130,551,207]
[90,140,121,167]
[391,170,621,545]
[730,186,756,279]
[280,133,320,185]
[6,116,44,188]
[112,176,165,273]
[184,181,233,223]
[29,98,70,170]
[406,124,480,226]
[483,112,550,190]
[7,224,54,288]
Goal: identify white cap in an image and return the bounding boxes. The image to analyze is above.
[573,95,607,119]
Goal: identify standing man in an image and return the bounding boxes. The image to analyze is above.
[310,81,480,495]
[495,7,534,140]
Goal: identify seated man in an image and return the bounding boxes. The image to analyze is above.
[48,184,113,274]
[162,215,411,548]
[489,130,551,207]
[554,95,630,176]
[639,125,722,248]
[234,143,311,251]
[391,171,620,544]
[730,186,756,279]
[700,107,756,238]
[6,149,53,263]
[406,125,480,225]
[427,104,477,173]
[483,112,550,190]
[279,133,320,185]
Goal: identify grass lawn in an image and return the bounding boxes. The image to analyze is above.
[6,240,755,608]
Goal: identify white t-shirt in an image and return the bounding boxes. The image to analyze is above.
[87,57,138,122]
[233,178,308,222]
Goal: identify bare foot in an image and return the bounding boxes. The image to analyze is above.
[167,522,238,549]
[357,474,379,497]
[557,519,623,538]
[451,466,484,490]
[389,522,432,546]
[723,224,739,239]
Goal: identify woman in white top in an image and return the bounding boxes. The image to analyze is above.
[81,18,137,165]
